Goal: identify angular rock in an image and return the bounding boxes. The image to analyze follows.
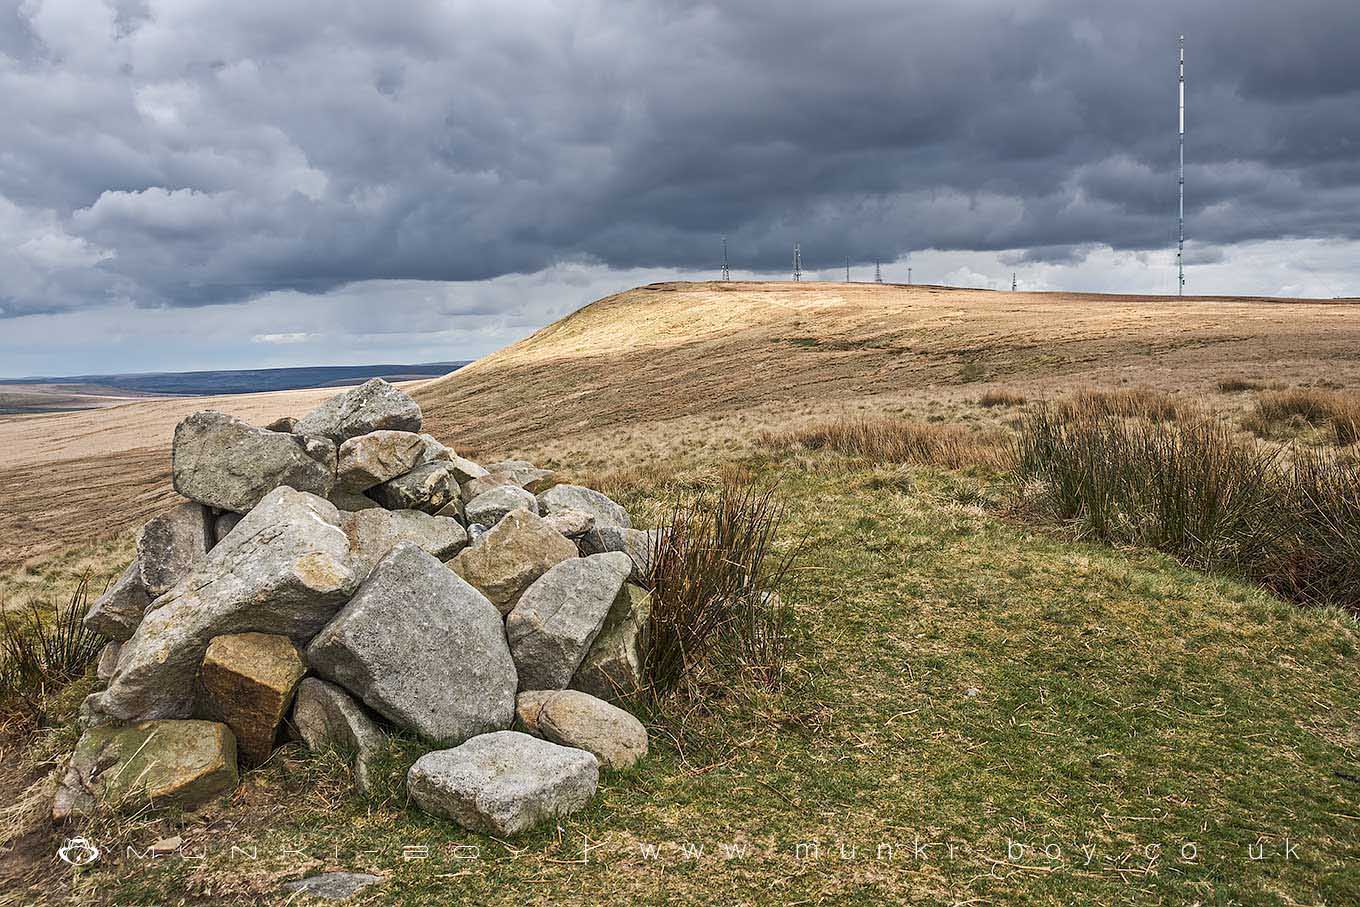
[542,508,595,540]
[524,690,648,770]
[172,411,336,513]
[96,642,123,682]
[52,720,238,821]
[198,633,306,766]
[292,678,385,795]
[84,488,360,724]
[294,378,422,445]
[485,460,555,494]
[406,731,598,836]
[464,485,539,527]
[570,584,651,702]
[137,502,213,595]
[213,512,242,545]
[505,552,632,690]
[538,485,631,529]
[466,523,489,546]
[460,473,516,503]
[445,454,489,485]
[449,509,578,614]
[415,433,453,465]
[306,543,516,745]
[336,430,426,492]
[580,526,660,583]
[84,561,153,642]
[365,462,454,513]
[343,508,468,573]
[282,873,383,900]
[265,416,298,433]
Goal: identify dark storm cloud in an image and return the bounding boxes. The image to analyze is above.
[1,0,1358,317]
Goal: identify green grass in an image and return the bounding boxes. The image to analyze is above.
[15,455,1360,905]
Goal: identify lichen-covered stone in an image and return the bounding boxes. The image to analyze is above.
[538,484,631,529]
[449,509,578,614]
[365,462,455,513]
[464,484,539,527]
[521,689,648,770]
[137,502,213,595]
[570,584,652,702]
[84,561,152,642]
[336,430,426,492]
[343,507,467,574]
[294,378,422,445]
[172,411,336,513]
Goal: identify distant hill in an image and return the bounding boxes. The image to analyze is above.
[0,362,469,398]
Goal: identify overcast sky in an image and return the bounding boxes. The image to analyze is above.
[2,0,1358,377]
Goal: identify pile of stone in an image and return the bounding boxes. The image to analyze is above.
[54,379,659,837]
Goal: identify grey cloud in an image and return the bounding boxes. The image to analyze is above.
[1,0,1358,319]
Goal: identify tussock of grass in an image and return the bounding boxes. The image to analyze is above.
[761,415,1008,469]
[641,475,795,704]
[1217,376,1265,393]
[1015,406,1360,612]
[1054,386,1191,422]
[1,574,104,725]
[977,388,1027,408]
[1243,387,1360,445]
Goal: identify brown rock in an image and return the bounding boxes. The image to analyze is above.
[198,633,306,766]
[518,689,648,770]
[336,431,427,492]
[265,416,298,433]
[449,509,577,614]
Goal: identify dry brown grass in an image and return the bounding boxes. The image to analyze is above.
[760,414,1008,469]
[1054,386,1193,422]
[5,281,1360,566]
[1242,387,1360,444]
[977,388,1027,407]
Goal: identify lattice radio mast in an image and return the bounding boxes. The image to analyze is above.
[908,266,912,285]
[1011,272,1017,292]
[874,259,883,283]
[721,235,730,281]
[792,242,803,281]
[845,257,850,282]
[1177,34,1185,296]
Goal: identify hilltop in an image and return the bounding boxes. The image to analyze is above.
[3,281,1360,568]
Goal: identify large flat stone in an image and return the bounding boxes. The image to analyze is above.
[506,552,633,690]
[83,488,361,724]
[138,502,214,595]
[538,485,631,529]
[336,430,427,492]
[198,633,306,766]
[449,509,578,614]
[570,583,651,702]
[173,411,336,513]
[294,378,422,445]
[52,720,238,820]
[406,731,598,836]
[306,543,517,745]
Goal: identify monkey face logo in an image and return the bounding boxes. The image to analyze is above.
[57,837,101,866]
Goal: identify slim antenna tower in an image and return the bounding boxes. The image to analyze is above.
[721,235,730,281]
[1011,272,1017,292]
[845,257,850,282]
[874,259,883,283]
[1177,34,1185,296]
[792,243,802,281]
[908,267,912,285]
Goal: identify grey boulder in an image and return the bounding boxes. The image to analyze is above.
[292,678,386,796]
[137,502,213,595]
[406,731,598,836]
[282,873,383,900]
[306,543,516,745]
[580,526,660,583]
[294,378,422,445]
[84,561,153,642]
[83,488,361,724]
[570,584,652,702]
[449,509,579,614]
[541,508,595,540]
[172,411,336,513]
[445,454,490,485]
[365,462,455,513]
[464,484,539,527]
[213,511,242,545]
[336,431,426,491]
[485,460,556,494]
[517,690,648,770]
[342,508,467,574]
[538,484,631,529]
[506,552,633,690]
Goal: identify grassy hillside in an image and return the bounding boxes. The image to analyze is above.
[3,282,1360,904]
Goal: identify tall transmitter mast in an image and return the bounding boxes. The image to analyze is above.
[1177,35,1185,296]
